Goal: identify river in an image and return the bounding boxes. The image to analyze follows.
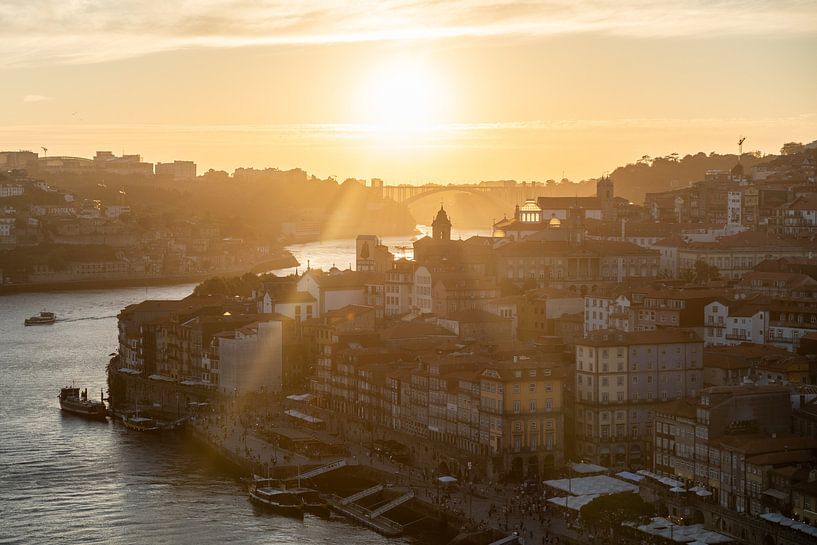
[0,226,488,545]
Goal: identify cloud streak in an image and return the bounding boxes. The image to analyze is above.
[0,1,815,66]
[22,94,53,102]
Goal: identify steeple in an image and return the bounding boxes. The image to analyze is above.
[432,204,452,241]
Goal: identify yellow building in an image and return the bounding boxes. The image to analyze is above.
[479,359,565,479]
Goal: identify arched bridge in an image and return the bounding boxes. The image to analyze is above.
[383,183,550,207]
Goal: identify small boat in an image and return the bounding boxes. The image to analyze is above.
[248,481,305,518]
[25,311,56,326]
[288,487,331,517]
[122,414,160,432]
[58,387,107,420]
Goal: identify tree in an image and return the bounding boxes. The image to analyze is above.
[693,259,720,283]
[580,492,654,529]
[780,142,805,155]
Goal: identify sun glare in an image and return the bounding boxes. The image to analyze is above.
[358,58,444,134]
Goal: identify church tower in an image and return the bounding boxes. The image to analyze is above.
[596,176,614,220]
[432,205,452,241]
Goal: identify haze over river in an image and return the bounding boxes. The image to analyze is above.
[0,227,487,545]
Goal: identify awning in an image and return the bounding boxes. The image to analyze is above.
[286,393,314,402]
[762,488,788,501]
[284,409,323,424]
[616,471,645,483]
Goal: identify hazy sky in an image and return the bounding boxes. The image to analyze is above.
[1,0,815,183]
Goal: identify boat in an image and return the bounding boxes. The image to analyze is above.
[25,311,56,326]
[288,487,331,517]
[58,387,108,420]
[248,480,305,518]
[122,414,160,432]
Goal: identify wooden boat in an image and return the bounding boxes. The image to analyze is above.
[248,480,305,518]
[58,387,107,420]
[25,311,56,326]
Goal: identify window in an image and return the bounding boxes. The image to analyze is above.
[513,400,521,414]
[529,400,537,413]
[512,384,520,394]
[529,383,536,393]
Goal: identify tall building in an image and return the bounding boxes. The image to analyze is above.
[574,329,703,469]
[155,160,197,180]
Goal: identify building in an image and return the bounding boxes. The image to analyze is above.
[674,231,813,281]
[704,296,817,352]
[216,319,284,394]
[384,259,416,317]
[769,194,817,238]
[517,288,584,341]
[155,160,197,180]
[479,357,566,478]
[355,234,394,273]
[653,384,809,514]
[574,329,704,469]
[495,238,659,294]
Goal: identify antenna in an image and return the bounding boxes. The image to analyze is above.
[738,137,746,159]
[41,146,48,158]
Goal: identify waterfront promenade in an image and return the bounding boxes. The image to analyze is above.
[189,407,586,545]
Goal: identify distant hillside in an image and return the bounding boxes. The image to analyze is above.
[607,152,766,202]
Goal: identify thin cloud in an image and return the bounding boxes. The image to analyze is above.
[0,1,815,66]
[22,94,53,102]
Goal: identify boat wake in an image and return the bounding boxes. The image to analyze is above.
[58,315,118,323]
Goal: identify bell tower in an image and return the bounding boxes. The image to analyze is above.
[432,204,452,241]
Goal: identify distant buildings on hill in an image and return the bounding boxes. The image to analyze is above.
[0,149,196,179]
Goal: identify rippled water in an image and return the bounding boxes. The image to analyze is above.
[0,291,411,545]
[0,230,491,544]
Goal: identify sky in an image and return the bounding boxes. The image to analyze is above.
[0,0,816,183]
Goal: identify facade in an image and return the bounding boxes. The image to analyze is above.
[155,160,197,180]
[574,329,704,469]
[384,259,416,317]
[705,297,817,352]
[217,320,284,394]
[355,234,394,273]
[653,384,806,514]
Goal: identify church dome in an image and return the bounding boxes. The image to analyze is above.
[433,205,451,225]
[548,214,561,227]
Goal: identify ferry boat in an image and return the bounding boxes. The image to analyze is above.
[58,387,108,420]
[248,481,305,518]
[25,311,56,326]
[122,414,160,432]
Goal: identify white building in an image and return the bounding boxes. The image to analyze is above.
[217,320,283,394]
[296,269,370,316]
[261,290,317,323]
[413,266,433,314]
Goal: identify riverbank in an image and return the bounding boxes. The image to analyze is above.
[182,406,583,545]
[0,253,299,295]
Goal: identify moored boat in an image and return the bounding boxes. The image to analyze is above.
[288,487,330,518]
[248,480,305,518]
[58,387,107,420]
[122,414,160,432]
[25,311,56,326]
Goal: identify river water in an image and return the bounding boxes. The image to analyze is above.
[0,227,488,545]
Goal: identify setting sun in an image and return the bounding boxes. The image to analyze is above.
[357,57,445,133]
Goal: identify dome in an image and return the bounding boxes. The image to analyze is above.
[548,214,561,227]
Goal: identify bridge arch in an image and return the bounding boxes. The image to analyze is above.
[399,186,499,206]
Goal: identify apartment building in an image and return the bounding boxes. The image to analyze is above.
[574,329,703,469]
